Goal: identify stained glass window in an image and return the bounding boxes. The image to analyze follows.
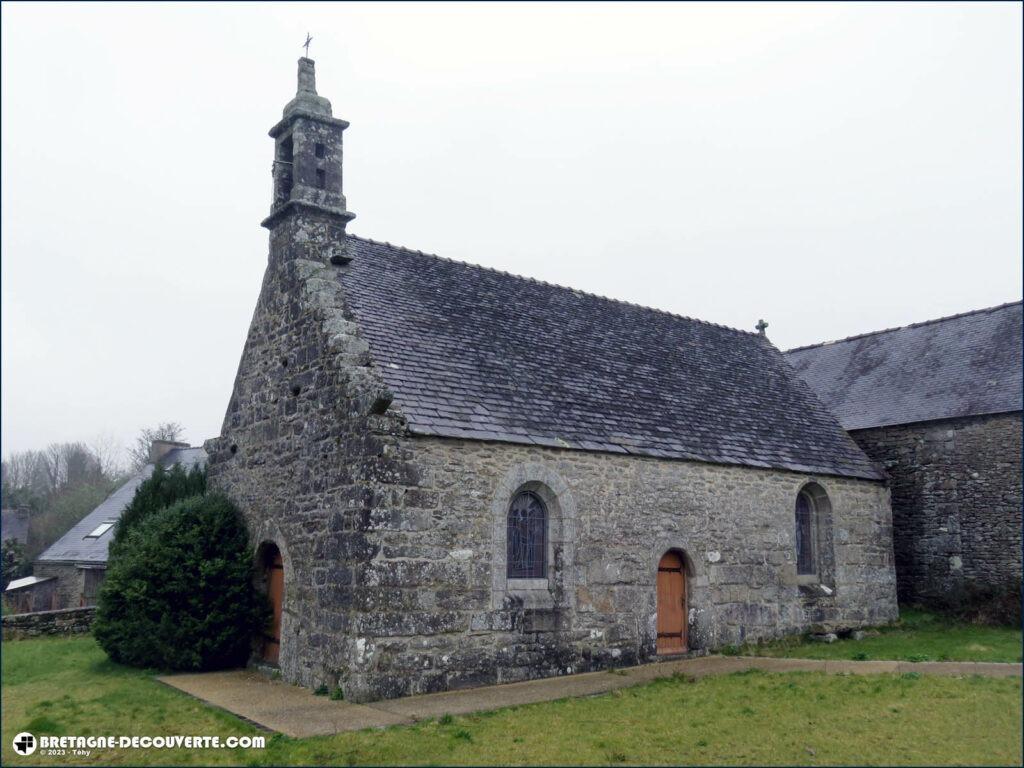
[507,491,547,579]
[795,491,816,575]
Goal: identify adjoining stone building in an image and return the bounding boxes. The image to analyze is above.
[31,442,206,610]
[206,58,898,702]
[786,302,1022,606]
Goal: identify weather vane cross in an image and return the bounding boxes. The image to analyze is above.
[303,33,313,58]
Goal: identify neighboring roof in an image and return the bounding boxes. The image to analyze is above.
[1,508,30,545]
[785,302,1023,431]
[5,575,54,592]
[336,236,883,480]
[36,447,207,565]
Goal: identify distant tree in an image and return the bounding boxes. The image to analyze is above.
[3,442,109,499]
[2,441,124,559]
[127,422,185,471]
[89,433,128,480]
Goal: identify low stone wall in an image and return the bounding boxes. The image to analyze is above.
[2,606,96,640]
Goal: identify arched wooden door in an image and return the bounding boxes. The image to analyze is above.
[656,551,687,654]
[262,548,284,664]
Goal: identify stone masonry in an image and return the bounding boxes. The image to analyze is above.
[2,607,96,640]
[207,246,897,701]
[206,57,899,703]
[32,563,86,609]
[32,562,106,610]
[851,412,1022,604]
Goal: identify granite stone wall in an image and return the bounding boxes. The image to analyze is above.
[2,606,95,640]
[33,563,84,610]
[207,214,412,693]
[851,411,1022,605]
[208,223,898,702]
[339,439,897,701]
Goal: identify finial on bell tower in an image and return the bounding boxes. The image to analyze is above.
[261,57,355,249]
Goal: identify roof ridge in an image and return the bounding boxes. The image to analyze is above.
[785,300,1023,354]
[347,234,760,338]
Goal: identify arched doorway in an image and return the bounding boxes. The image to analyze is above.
[656,550,687,654]
[259,544,284,664]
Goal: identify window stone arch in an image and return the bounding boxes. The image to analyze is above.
[794,481,836,589]
[490,463,577,610]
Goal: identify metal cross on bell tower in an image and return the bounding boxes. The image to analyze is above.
[303,33,313,58]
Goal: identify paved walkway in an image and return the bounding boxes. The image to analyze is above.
[157,656,1023,738]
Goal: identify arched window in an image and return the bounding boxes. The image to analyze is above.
[795,490,817,576]
[507,491,547,579]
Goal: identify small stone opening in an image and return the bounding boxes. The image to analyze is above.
[315,142,325,159]
[281,357,289,368]
[291,385,301,397]
[229,444,238,455]
[278,135,293,162]
[274,135,294,205]
[315,169,326,189]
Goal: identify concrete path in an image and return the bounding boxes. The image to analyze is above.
[157,656,1023,738]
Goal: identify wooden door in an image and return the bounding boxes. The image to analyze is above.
[262,551,284,664]
[656,551,687,654]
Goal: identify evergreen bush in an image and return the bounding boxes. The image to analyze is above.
[111,462,206,552]
[94,493,268,670]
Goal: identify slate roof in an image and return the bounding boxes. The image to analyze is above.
[36,447,207,565]
[336,236,883,480]
[785,301,1023,431]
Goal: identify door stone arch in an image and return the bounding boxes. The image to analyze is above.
[656,549,691,654]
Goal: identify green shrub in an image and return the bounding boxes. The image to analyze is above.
[94,493,268,671]
[111,462,206,553]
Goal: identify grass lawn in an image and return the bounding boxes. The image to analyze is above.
[2,635,1021,766]
[740,609,1023,663]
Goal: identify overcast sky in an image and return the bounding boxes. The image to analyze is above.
[2,2,1021,461]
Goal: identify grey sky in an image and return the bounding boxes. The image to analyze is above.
[2,2,1021,461]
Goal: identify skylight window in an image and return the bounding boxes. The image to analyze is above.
[85,521,116,539]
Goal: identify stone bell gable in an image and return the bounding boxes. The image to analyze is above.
[208,58,898,703]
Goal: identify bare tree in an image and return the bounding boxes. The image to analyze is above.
[127,422,185,471]
[4,443,106,497]
[3,448,63,498]
[89,432,127,480]
[2,441,125,559]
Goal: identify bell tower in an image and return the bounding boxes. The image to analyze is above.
[262,58,355,265]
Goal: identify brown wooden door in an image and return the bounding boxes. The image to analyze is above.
[656,551,687,654]
[262,551,284,664]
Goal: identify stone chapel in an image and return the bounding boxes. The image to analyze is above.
[206,58,898,702]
